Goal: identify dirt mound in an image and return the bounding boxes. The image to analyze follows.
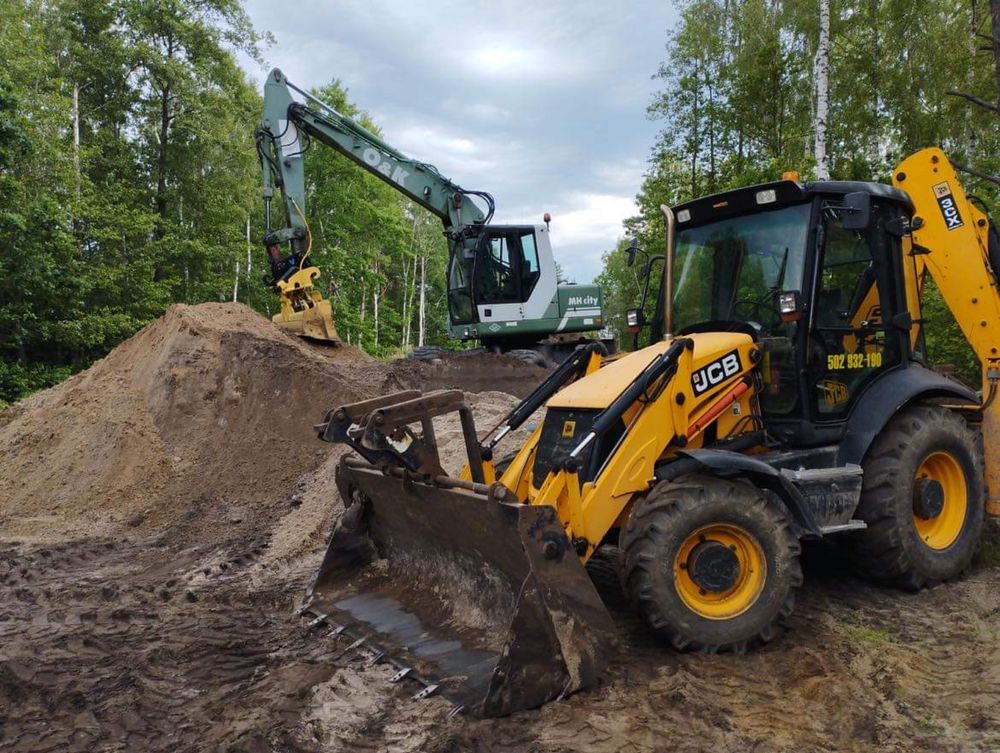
[382,349,548,398]
[0,303,380,544]
[0,302,545,548]
[0,301,551,752]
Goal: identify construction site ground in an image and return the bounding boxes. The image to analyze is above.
[2,302,1000,753]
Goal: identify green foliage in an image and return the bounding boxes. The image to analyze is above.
[921,279,980,384]
[0,0,455,404]
[598,0,1000,378]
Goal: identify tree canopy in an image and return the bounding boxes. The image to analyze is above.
[0,0,453,404]
[597,0,1000,381]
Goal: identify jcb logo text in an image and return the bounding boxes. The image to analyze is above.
[692,350,742,396]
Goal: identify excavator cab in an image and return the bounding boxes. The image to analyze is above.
[446,224,605,354]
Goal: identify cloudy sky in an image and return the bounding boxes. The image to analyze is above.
[240,1,679,282]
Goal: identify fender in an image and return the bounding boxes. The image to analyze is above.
[656,448,822,537]
[836,364,978,466]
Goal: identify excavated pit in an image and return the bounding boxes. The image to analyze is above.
[2,302,1000,752]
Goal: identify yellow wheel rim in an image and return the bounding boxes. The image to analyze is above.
[913,451,968,550]
[673,524,766,620]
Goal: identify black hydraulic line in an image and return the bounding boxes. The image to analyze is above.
[570,338,693,460]
[484,342,605,450]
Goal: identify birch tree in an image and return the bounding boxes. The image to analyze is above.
[814,0,831,179]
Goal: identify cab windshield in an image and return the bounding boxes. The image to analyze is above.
[672,202,811,335]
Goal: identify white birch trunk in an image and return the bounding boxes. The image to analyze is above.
[72,82,81,203]
[418,253,427,347]
[814,0,831,180]
[232,261,240,302]
[400,255,410,348]
[245,216,252,296]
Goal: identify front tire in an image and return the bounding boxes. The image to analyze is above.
[620,475,802,653]
[849,404,984,589]
[408,345,447,362]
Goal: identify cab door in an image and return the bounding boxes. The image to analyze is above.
[808,201,903,419]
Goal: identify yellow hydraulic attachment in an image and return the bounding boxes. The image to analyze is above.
[271,266,339,344]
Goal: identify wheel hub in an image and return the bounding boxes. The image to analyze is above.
[687,540,741,593]
[913,477,945,520]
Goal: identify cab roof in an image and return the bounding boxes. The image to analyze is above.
[673,179,914,230]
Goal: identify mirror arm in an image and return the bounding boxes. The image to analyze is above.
[659,205,676,338]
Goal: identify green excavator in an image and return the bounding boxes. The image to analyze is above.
[255,69,607,362]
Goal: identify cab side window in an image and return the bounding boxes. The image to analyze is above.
[520,231,541,299]
[476,234,519,304]
[475,230,540,304]
[811,205,896,418]
[815,222,880,329]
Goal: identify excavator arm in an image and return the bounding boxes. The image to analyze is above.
[257,68,606,353]
[256,68,490,261]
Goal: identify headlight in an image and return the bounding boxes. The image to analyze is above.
[778,292,798,315]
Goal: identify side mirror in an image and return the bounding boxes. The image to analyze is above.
[626,307,645,333]
[842,192,872,231]
[625,238,639,267]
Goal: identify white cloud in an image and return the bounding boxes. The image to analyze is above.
[594,159,647,193]
[546,192,637,246]
[470,45,544,76]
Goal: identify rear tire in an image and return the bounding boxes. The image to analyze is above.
[506,348,550,368]
[620,475,802,653]
[848,404,983,590]
[408,345,447,362]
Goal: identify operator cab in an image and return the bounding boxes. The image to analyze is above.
[447,223,553,327]
[634,179,920,447]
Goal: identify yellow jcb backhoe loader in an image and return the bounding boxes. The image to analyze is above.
[304,147,1000,717]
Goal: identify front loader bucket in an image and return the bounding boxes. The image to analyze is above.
[306,456,617,717]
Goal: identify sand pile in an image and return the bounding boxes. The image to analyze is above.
[0,303,542,545]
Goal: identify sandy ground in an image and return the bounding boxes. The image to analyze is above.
[3,303,1000,752]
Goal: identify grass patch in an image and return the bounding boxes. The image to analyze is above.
[837,623,894,643]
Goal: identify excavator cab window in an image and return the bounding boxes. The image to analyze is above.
[479,235,521,303]
[447,244,477,325]
[473,228,542,305]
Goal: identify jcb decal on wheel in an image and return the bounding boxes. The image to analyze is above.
[932,181,964,231]
[692,350,743,396]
